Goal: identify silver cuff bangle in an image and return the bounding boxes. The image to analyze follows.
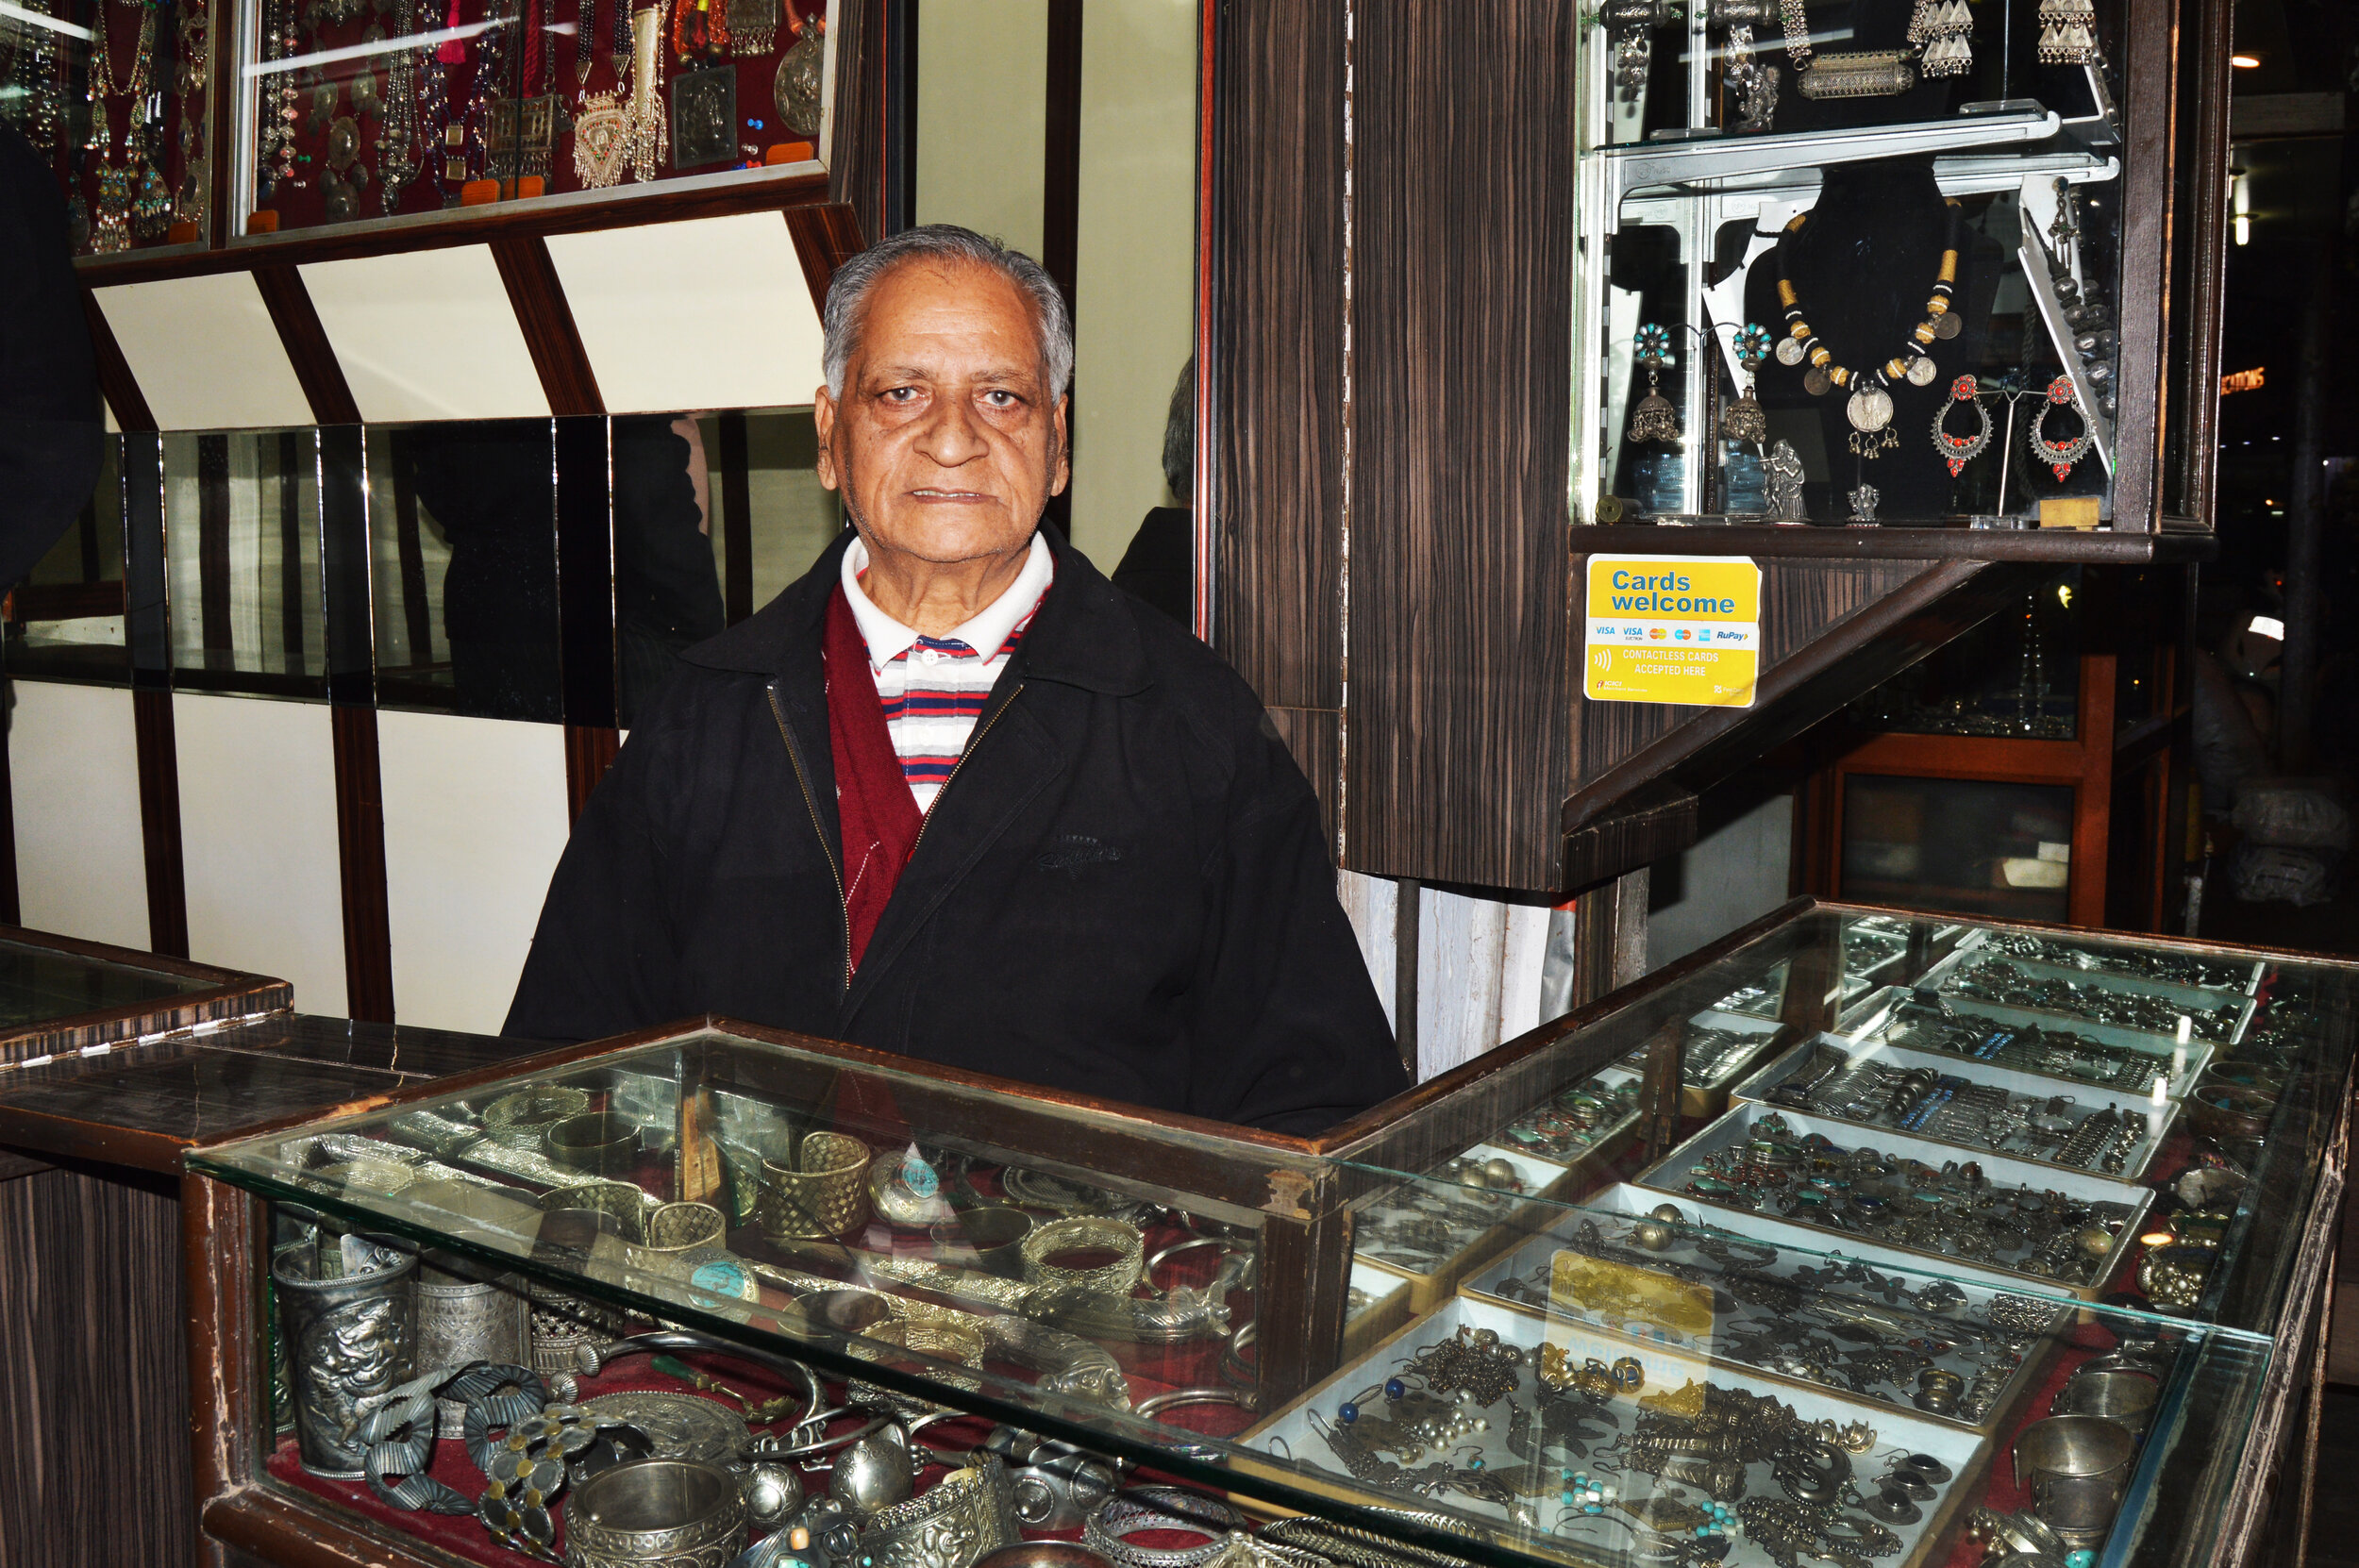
[859,1455,1022,1568]
[1083,1489,1245,1568]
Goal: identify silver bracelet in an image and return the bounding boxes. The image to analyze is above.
[1022,1216,1146,1298]
[1083,1489,1245,1568]
[860,1455,1022,1568]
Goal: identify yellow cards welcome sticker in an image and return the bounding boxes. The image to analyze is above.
[1583,555,1762,708]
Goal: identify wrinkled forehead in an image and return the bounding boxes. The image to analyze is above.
[846,259,1049,384]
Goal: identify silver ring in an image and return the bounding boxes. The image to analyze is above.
[1083,1489,1244,1568]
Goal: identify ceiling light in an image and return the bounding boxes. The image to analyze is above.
[2232,53,2260,67]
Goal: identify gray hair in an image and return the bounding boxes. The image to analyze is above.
[822,225,1074,402]
[1162,358,1194,503]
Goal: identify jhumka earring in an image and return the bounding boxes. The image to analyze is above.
[1629,325,1681,443]
[1931,375,1992,475]
[1711,0,1780,130]
[2036,0,2098,64]
[2030,375,2093,479]
[1602,0,1674,94]
[1721,323,1771,446]
[1908,0,1973,76]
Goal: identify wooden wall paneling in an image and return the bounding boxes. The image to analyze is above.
[318,425,395,1021]
[1208,1,1346,717]
[0,1163,194,1568]
[78,288,157,433]
[1041,0,1083,313]
[825,0,888,243]
[1263,705,1340,852]
[565,726,623,822]
[122,430,168,679]
[1346,0,1579,892]
[330,706,395,1023]
[132,689,191,959]
[783,202,868,314]
[276,432,307,666]
[2107,0,2175,533]
[250,266,363,426]
[490,236,607,417]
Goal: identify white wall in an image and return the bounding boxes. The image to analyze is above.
[376,710,572,1034]
[915,1,1048,255]
[9,681,150,951]
[174,694,348,1013]
[1069,0,1197,568]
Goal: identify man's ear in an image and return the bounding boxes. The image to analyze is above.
[1050,392,1071,497]
[813,385,841,492]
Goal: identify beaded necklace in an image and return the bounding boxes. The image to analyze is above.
[1773,197,1964,458]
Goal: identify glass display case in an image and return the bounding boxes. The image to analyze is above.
[0,923,289,1068]
[231,0,835,233]
[0,0,217,255]
[185,902,2350,1568]
[1569,0,2222,530]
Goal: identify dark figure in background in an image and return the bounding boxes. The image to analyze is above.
[0,121,102,589]
[615,414,726,720]
[403,422,564,721]
[401,417,722,722]
[1110,359,1194,625]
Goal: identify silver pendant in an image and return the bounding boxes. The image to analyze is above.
[1776,335,1806,366]
[1905,355,1939,387]
[1803,365,1831,396]
[1847,383,1895,433]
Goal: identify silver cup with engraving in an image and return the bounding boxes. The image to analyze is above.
[273,1234,418,1477]
[415,1253,530,1437]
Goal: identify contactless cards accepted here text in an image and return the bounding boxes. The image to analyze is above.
[1583,555,1762,708]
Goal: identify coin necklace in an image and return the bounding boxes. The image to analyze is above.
[1773,196,1964,459]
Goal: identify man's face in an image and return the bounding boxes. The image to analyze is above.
[814,259,1068,567]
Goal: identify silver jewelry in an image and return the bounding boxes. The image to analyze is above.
[1909,0,1972,75]
[580,1390,751,1468]
[1849,483,1881,523]
[566,1458,747,1568]
[481,1086,592,1144]
[861,1456,1023,1568]
[1796,49,1918,97]
[1022,1216,1146,1298]
[1085,1491,1245,1568]
[2031,376,2094,480]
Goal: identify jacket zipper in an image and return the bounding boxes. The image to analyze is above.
[767,686,853,990]
[768,680,1026,993]
[903,682,1024,870]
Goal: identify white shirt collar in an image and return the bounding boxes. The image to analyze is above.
[840,530,1056,673]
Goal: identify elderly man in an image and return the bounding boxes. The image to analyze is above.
[505,225,1405,1133]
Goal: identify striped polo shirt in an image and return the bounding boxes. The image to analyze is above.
[841,532,1054,813]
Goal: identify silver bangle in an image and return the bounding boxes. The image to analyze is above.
[1083,1489,1245,1568]
[1134,1387,1260,1419]
[564,1458,746,1568]
[860,1454,1022,1568]
[1023,1217,1145,1298]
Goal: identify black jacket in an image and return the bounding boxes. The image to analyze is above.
[504,526,1407,1133]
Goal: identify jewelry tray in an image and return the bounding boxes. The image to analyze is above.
[1247,1293,1989,1568]
[1456,1180,2069,1434]
[1941,926,2267,1003]
[1915,942,2257,1048]
[1728,1032,2183,1183]
[1630,1103,2156,1301]
[1355,1071,1645,1313]
[1837,984,2221,1093]
[1347,1259,1416,1360]
[1615,1009,1789,1118]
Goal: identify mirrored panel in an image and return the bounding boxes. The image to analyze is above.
[162,428,327,693]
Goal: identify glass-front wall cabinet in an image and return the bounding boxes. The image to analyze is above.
[232,0,835,233]
[191,904,2351,1568]
[1571,0,2206,528]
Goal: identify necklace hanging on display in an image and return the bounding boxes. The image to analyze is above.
[573,93,630,186]
[671,61,736,168]
[728,0,777,57]
[775,12,825,135]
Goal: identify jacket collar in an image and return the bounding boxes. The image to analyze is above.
[680,522,1152,698]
